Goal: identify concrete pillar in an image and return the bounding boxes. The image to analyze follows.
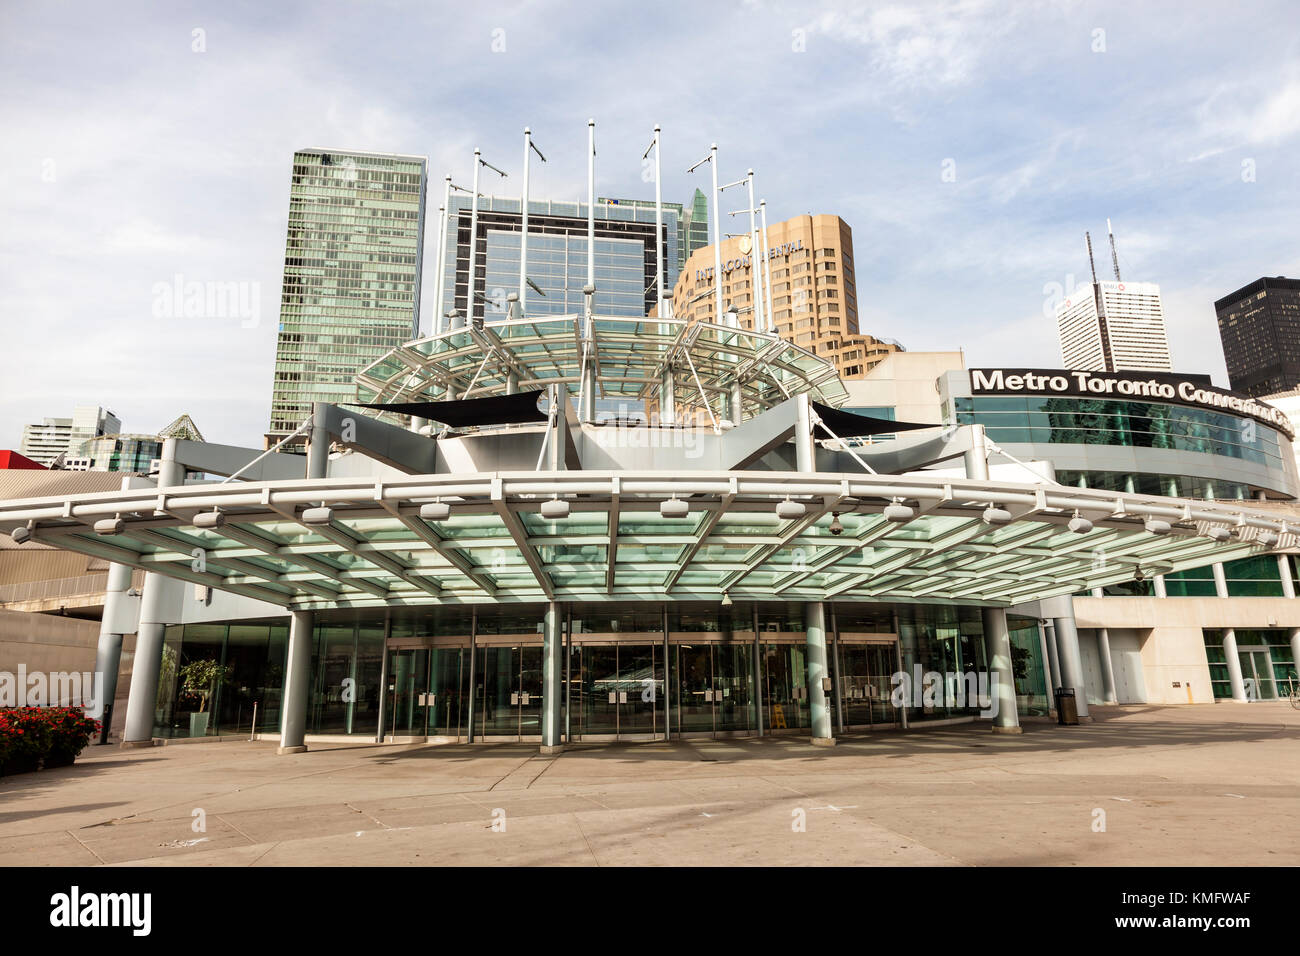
[541,602,564,754]
[92,562,133,743]
[982,607,1021,734]
[730,382,743,426]
[1154,574,1168,598]
[279,610,314,753]
[805,602,834,745]
[1043,619,1062,692]
[306,403,330,479]
[1213,562,1229,599]
[1052,612,1092,721]
[963,424,989,480]
[1279,555,1295,599]
[121,442,185,747]
[1222,628,1248,702]
[1096,628,1118,704]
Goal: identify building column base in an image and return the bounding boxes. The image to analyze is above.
[539,744,566,756]
[120,739,157,749]
[811,737,837,747]
[277,745,309,755]
[991,725,1024,735]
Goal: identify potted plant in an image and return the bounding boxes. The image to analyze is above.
[178,659,232,737]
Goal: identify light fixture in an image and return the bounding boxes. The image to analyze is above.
[1258,530,1279,547]
[1206,526,1231,542]
[421,500,451,521]
[194,510,225,530]
[883,501,914,523]
[776,497,805,520]
[1144,519,1172,535]
[660,496,689,519]
[10,524,31,545]
[541,496,570,520]
[302,507,334,526]
[982,506,1012,525]
[828,512,844,536]
[1067,512,1093,534]
[1134,568,1146,581]
[721,592,733,607]
[94,517,124,536]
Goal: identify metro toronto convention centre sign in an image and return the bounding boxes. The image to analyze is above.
[969,368,1295,439]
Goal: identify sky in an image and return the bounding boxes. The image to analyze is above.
[1,0,1298,448]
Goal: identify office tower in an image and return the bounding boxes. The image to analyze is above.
[267,149,428,443]
[64,414,204,473]
[436,195,677,323]
[1056,225,1172,372]
[1215,276,1300,397]
[19,405,120,466]
[669,212,902,379]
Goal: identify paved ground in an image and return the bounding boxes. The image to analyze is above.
[2,704,1297,866]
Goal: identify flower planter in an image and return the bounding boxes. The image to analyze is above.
[189,712,211,738]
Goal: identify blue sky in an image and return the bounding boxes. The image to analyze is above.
[2,0,1298,447]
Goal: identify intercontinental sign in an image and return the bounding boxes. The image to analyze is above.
[969,368,1295,439]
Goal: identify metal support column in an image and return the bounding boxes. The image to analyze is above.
[92,561,132,743]
[1222,628,1249,702]
[982,607,1022,733]
[1052,611,1093,721]
[1097,627,1118,704]
[278,609,314,754]
[121,440,185,747]
[541,601,564,753]
[964,423,990,480]
[806,602,834,745]
[306,402,330,479]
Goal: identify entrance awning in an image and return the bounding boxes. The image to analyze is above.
[0,471,1289,610]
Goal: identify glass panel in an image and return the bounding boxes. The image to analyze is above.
[714,642,754,733]
[580,645,620,736]
[429,647,467,738]
[619,644,659,735]
[519,646,544,738]
[676,644,714,733]
[478,646,518,737]
[762,643,808,730]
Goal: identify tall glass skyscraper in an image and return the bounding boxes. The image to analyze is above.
[438,195,678,324]
[268,149,428,443]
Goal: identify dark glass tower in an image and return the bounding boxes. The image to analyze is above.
[1215,277,1300,397]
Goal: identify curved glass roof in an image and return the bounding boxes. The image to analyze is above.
[1,471,1289,610]
[355,315,849,421]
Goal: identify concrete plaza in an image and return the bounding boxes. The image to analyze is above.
[2,704,1297,867]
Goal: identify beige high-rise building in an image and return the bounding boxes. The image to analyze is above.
[668,213,902,378]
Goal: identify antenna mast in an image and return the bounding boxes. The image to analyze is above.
[1107,218,1121,281]
[1085,232,1099,285]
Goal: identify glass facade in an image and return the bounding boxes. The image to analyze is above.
[269,150,427,440]
[151,602,1049,740]
[1203,629,1297,700]
[154,621,288,738]
[441,195,678,322]
[953,395,1285,469]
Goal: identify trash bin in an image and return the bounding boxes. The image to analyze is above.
[1055,687,1078,726]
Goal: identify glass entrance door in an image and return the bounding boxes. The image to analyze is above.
[573,643,663,739]
[1239,648,1277,700]
[673,643,755,738]
[475,644,545,739]
[839,643,900,729]
[388,648,430,738]
[761,644,809,731]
